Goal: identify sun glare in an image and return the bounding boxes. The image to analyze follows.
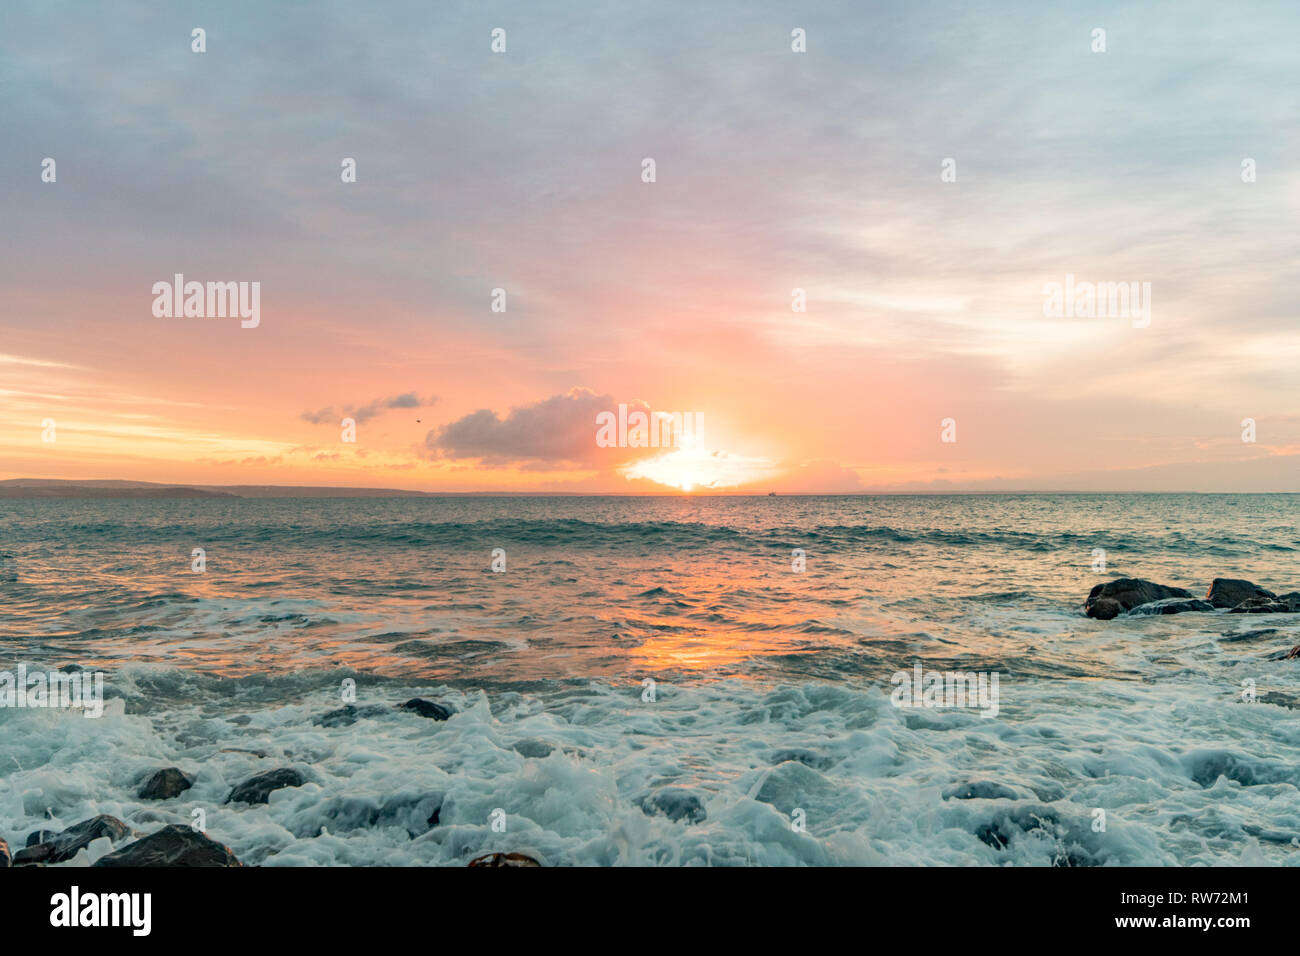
[621,447,775,492]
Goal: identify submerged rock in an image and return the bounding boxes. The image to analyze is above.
[511,739,555,758]
[770,748,835,770]
[138,767,193,800]
[1206,578,1275,608]
[225,767,305,805]
[467,851,541,867]
[943,781,1021,801]
[398,698,454,720]
[1230,592,1300,614]
[94,825,241,867]
[640,788,707,824]
[12,815,130,866]
[313,704,389,728]
[1127,597,1215,616]
[1084,579,1192,620]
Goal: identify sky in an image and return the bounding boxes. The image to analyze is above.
[2,0,1299,493]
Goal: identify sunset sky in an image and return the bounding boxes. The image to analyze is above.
[3,0,1299,493]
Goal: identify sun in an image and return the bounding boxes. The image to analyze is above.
[621,446,775,492]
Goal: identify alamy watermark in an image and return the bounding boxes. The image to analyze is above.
[152,274,260,328]
[891,662,1000,718]
[0,665,105,718]
[595,404,703,448]
[1043,274,1151,328]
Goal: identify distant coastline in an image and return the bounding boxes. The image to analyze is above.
[2,479,1299,500]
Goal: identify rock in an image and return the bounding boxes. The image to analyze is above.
[943,781,1020,801]
[468,851,541,867]
[1218,627,1279,644]
[138,767,193,800]
[1230,593,1300,614]
[93,825,241,867]
[1084,579,1193,620]
[225,767,305,805]
[639,788,707,824]
[1257,692,1300,710]
[25,830,56,847]
[1127,598,1215,616]
[313,704,388,728]
[0,839,9,867]
[398,698,454,721]
[511,739,555,758]
[770,748,835,770]
[1206,578,1275,608]
[1288,645,1300,660]
[12,815,130,866]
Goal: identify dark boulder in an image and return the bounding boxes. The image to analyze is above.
[468,851,541,867]
[398,698,454,721]
[225,767,305,805]
[138,767,193,800]
[1084,579,1193,620]
[93,825,241,867]
[25,829,56,847]
[12,815,130,866]
[1206,578,1275,608]
[0,838,9,867]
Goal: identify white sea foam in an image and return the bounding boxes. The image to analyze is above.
[2,659,1297,866]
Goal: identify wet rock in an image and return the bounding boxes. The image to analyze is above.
[1230,593,1300,614]
[770,748,834,770]
[1084,579,1192,620]
[287,792,442,838]
[313,704,388,728]
[943,781,1020,801]
[640,788,707,824]
[0,839,9,867]
[94,825,241,867]
[1257,691,1300,710]
[1287,645,1300,660]
[1241,823,1300,845]
[1184,749,1292,788]
[12,815,130,866]
[398,698,454,721]
[1128,598,1215,616]
[225,767,305,805]
[511,739,555,758]
[218,747,268,757]
[1218,627,1278,644]
[974,805,1062,850]
[1207,578,1275,608]
[468,851,541,867]
[138,767,193,800]
[25,830,56,847]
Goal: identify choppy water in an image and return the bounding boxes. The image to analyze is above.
[1,494,1298,865]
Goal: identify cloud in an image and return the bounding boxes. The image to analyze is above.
[424,387,649,467]
[301,393,437,426]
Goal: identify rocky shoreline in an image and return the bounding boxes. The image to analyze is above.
[1,697,542,869]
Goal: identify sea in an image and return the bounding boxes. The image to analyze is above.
[1,493,1298,866]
